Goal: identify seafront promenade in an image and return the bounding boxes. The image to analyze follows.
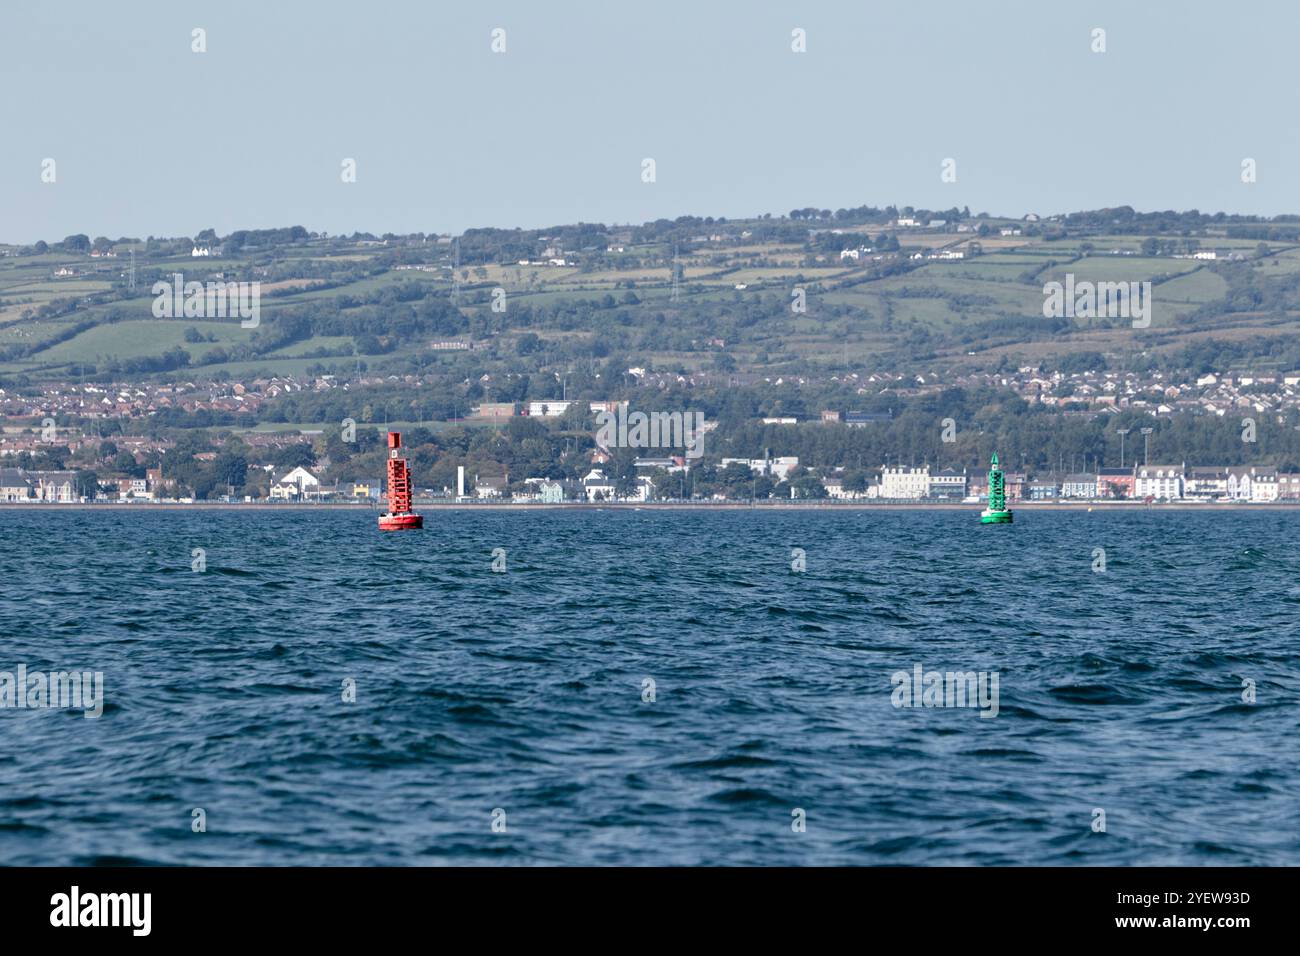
[4,500,1297,512]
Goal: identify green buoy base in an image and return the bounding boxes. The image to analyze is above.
[980,509,1013,524]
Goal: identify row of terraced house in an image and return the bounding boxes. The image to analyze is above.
[0,468,81,502]
[858,464,1300,502]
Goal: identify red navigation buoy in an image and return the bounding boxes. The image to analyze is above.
[378,431,423,531]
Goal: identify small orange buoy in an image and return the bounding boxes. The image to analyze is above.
[379,431,423,531]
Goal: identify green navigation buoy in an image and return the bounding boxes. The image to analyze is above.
[980,451,1013,524]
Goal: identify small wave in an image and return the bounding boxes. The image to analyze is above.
[1048,683,1144,705]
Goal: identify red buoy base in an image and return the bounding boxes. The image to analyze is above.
[378,512,423,531]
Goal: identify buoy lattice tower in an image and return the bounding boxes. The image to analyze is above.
[980,450,1013,524]
[378,431,423,530]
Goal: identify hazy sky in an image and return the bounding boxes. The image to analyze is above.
[4,0,1298,243]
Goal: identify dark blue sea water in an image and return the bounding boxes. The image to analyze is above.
[2,508,1298,866]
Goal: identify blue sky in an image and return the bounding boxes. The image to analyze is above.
[3,0,1297,242]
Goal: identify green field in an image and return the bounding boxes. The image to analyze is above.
[1040,256,1201,284]
[1155,268,1227,304]
[37,319,254,364]
[0,218,1295,384]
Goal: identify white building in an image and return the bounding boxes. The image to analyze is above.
[634,456,689,474]
[1250,468,1279,501]
[581,468,652,502]
[718,457,799,481]
[880,465,930,499]
[927,469,967,498]
[1059,474,1097,499]
[823,476,876,500]
[1184,468,1227,499]
[30,471,78,502]
[1134,464,1184,500]
[118,477,153,501]
[527,400,572,417]
[1227,466,1279,502]
[582,468,615,501]
[269,466,321,501]
[0,468,33,502]
[474,476,507,498]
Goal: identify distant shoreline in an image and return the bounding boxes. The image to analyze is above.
[3,501,1298,512]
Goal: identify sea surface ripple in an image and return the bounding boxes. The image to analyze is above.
[2,508,1298,865]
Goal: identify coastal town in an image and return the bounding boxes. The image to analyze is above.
[3,379,1297,505]
[2,455,1295,506]
[7,207,1300,509]
[538,457,1300,505]
[5,362,1300,425]
[4,349,1300,507]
